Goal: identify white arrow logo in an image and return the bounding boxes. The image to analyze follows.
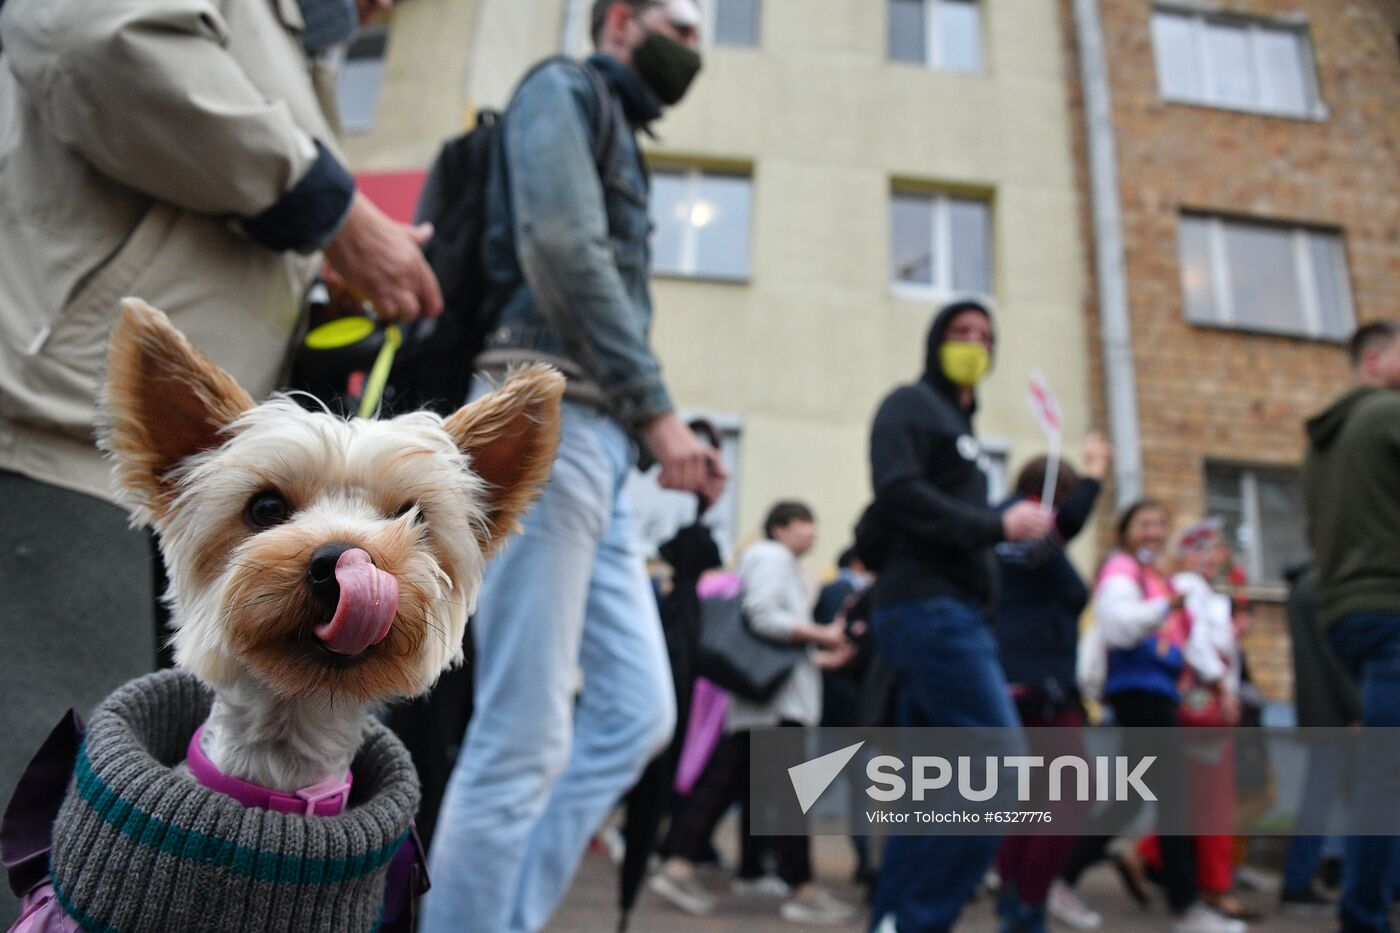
[788,741,866,814]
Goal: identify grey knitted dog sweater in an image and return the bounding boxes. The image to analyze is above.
[47,670,420,933]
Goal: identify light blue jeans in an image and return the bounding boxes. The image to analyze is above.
[421,398,676,933]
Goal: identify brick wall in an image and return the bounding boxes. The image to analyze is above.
[1062,0,1400,701]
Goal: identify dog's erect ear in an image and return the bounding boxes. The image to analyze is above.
[101,298,254,519]
[444,365,565,556]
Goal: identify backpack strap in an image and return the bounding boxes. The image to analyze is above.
[507,55,623,178]
[578,61,623,175]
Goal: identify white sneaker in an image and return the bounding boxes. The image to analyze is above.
[1233,865,1275,893]
[732,874,790,898]
[601,826,625,866]
[1047,879,1102,930]
[648,869,716,915]
[779,886,858,926]
[1173,903,1248,933]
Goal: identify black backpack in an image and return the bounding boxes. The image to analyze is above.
[386,56,620,415]
[292,58,620,417]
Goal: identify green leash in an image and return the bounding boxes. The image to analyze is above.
[301,317,402,418]
[358,324,402,418]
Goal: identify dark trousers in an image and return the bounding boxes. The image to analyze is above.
[0,471,156,922]
[996,708,1086,907]
[1329,612,1400,933]
[1061,689,1198,913]
[869,597,1021,933]
[661,726,813,888]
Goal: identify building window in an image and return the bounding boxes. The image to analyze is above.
[338,26,388,132]
[624,417,741,560]
[890,190,991,297]
[1151,9,1322,117]
[1205,464,1309,587]
[980,442,1009,503]
[1178,214,1354,340]
[651,169,752,281]
[888,0,982,72]
[710,0,760,47]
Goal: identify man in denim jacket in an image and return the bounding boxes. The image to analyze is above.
[422,3,726,931]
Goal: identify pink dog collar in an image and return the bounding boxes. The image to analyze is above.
[186,725,352,816]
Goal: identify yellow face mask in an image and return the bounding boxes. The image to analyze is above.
[940,341,992,388]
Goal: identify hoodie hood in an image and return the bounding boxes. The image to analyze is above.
[1306,385,1379,452]
[922,298,996,411]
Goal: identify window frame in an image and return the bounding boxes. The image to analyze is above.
[1177,212,1354,342]
[1150,5,1326,119]
[650,166,755,284]
[980,438,1010,504]
[337,23,390,134]
[706,0,761,48]
[888,0,983,73]
[1204,461,1308,589]
[889,189,994,302]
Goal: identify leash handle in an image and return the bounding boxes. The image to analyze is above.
[358,324,403,418]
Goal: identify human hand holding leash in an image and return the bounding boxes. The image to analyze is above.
[324,192,443,323]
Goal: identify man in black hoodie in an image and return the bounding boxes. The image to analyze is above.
[1303,319,1400,933]
[867,299,1052,932]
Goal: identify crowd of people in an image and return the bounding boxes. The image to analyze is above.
[636,302,1262,933]
[1,0,1399,931]
[640,317,1400,933]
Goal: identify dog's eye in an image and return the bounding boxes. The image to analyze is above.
[246,491,291,529]
[393,502,424,524]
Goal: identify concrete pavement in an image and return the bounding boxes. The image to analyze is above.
[550,818,1342,932]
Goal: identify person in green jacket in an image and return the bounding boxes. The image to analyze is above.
[1302,318,1400,933]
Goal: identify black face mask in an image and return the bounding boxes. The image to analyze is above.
[632,29,702,106]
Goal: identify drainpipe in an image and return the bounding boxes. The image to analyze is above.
[1072,0,1143,506]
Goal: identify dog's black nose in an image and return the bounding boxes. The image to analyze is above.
[307,541,357,605]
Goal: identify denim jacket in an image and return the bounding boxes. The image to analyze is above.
[477,54,672,428]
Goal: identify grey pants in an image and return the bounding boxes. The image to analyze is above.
[0,470,154,920]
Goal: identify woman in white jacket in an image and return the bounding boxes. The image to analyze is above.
[1174,520,1243,724]
[1059,502,1245,933]
[652,502,856,926]
[1127,520,1251,923]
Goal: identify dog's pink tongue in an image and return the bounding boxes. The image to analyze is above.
[314,548,399,656]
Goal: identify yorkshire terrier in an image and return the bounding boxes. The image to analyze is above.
[104,298,561,789]
[4,298,562,932]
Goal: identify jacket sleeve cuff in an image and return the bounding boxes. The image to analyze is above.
[981,510,1006,545]
[241,140,355,254]
[617,378,674,429]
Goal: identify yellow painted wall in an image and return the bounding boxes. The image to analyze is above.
[341,0,481,169]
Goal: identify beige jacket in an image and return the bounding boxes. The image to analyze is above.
[0,0,344,502]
